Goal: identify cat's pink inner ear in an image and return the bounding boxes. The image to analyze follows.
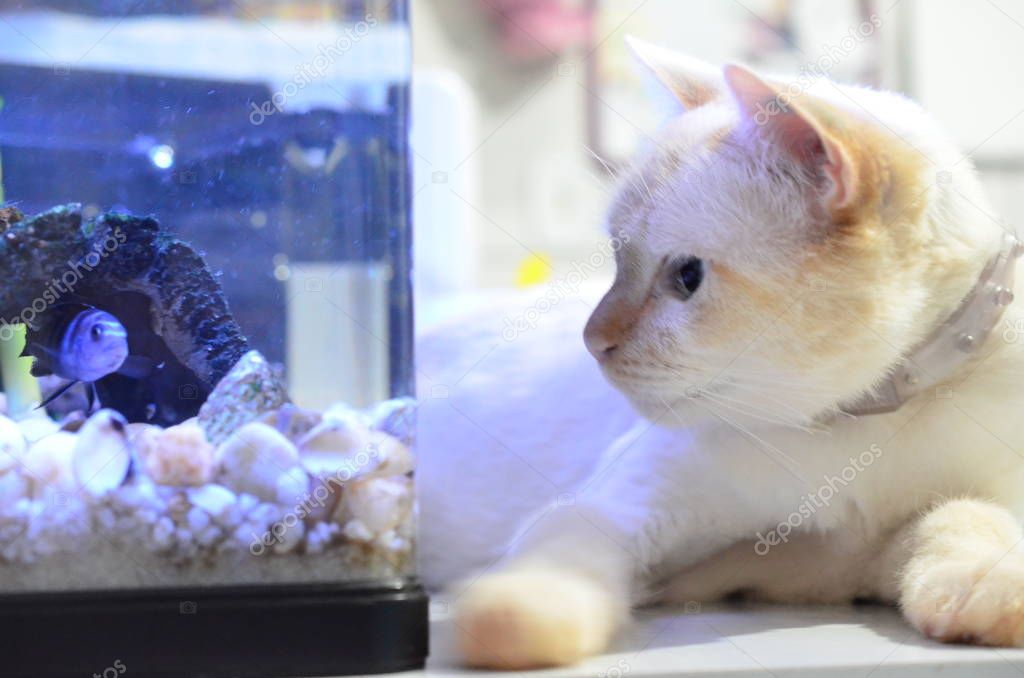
[626,36,720,109]
[723,63,854,210]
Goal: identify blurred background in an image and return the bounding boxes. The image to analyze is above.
[2,0,1023,407]
[412,0,1024,325]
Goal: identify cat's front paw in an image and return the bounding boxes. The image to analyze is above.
[902,555,1024,646]
[453,567,619,669]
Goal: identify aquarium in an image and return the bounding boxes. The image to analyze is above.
[0,1,424,675]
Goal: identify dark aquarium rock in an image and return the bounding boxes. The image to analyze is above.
[0,204,250,425]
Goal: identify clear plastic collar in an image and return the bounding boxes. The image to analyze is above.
[841,232,1023,416]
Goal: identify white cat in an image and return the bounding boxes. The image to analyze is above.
[416,38,1024,668]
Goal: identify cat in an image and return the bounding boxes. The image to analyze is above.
[415,37,1024,669]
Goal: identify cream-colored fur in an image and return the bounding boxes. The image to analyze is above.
[435,40,1024,668]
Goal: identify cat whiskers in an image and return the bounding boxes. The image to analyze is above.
[584,145,618,180]
[718,378,837,408]
[584,144,657,203]
[697,388,827,434]
[721,382,829,425]
[710,369,839,394]
[635,171,656,203]
[661,364,826,401]
[683,397,806,474]
[607,362,830,432]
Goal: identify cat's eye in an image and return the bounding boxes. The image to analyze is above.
[671,256,704,299]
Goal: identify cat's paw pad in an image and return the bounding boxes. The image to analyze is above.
[902,556,1024,646]
[453,567,618,669]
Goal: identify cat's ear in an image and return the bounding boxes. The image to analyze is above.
[723,63,855,211]
[626,36,721,110]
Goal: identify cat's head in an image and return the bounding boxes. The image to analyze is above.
[584,39,1002,428]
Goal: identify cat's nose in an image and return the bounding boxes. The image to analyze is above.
[585,288,633,363]
[585,334,619,362]
[584,317,622,362]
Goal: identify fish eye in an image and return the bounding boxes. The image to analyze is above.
[91,324,104,340]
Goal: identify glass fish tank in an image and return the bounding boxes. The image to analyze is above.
[0,1,425,675]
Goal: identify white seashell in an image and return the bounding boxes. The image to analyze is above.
[305,535,325,555]
[111,479,163,512]
[196,524,221,548]
[141,421,215,487]
[186,484,237,523]
[220,505,245,530]
[215,423,299,502]
[57,411,87,433]
[95,506,118,531]
[305,521,339,554]
[296,416,370,457]
[18,414,60,445]
[0,414,26,474]
[247,502,283,529]
[275,468,310,506]
[340,518,374,543]
[73,409,133,498]
[237,492,259,515]
[272,517,305,554]
[11,498,33,518]
[322,402,371,429]
[186,506,212,533]
[24,432,77,499]
[364,432,414,478]
[301,430,413,483]
[127,423,162,463]
[377,533,411,556]
[152,516,175,550]
[175,528,194,556]
[367,397,417,443]
[258,403,323,443]
[301,473,345,523]
[0,470,30,504]
[229,525,257,551]
[334,476,412,536]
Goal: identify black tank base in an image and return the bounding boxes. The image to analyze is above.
[0,580,428,678]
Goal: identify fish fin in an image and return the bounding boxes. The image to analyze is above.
[117,355,154,379]
[88,383,100,413]
[28,341,60,359]
[50,301,94,311]
[36,380,79,410]
[24,342,58,377]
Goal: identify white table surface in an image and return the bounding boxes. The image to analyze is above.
[404,604,1024,677]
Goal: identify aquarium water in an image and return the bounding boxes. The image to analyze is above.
[0,1,416,592]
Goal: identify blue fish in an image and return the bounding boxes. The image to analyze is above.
[23,304,153,410]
